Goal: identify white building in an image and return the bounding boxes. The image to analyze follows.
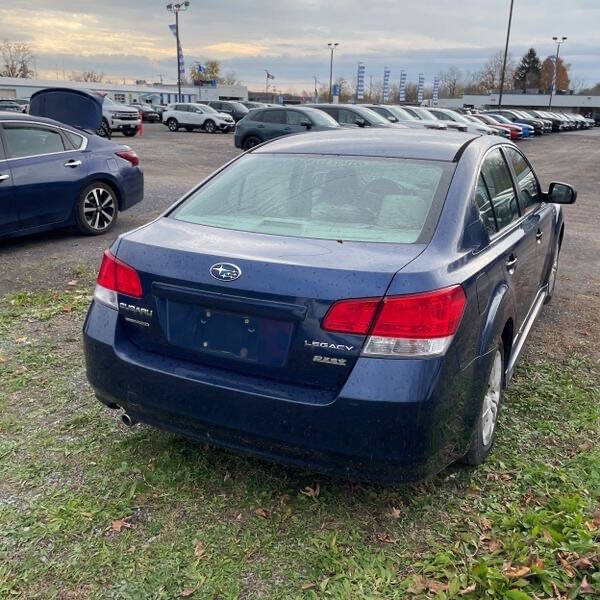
[437,93,600,117]
[0,77,247,105]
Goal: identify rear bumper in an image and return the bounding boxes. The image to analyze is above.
[118,169,144,211]
[83,301,479,482]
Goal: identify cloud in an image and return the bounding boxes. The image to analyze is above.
[1,1,598,90]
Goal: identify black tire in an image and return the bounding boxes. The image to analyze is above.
[204,119,216,133]
[96,118,111,138]
[167,118,179,132]
[461,340,505,466]
[74,182,118,235]
[122,129,138,137]
[242,136,261,151]
[185,126,195,132]
[544,241,561,304]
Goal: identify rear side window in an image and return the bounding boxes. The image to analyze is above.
[261,110,286,124]
[64,130,85,150]
[174,105,188,112]
[504,147,540,211]
[480,148,520,230]
[171,154,454,244]
[3,124,65,158]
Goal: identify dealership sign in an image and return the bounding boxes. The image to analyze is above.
[356,63,366,100]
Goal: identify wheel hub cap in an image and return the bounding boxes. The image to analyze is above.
[481,350,502,446]
[83,188,115,231]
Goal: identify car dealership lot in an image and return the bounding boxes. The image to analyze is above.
[1,125,599,597]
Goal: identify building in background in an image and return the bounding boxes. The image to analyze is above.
[437,92,600,119]
[0,77,247,105]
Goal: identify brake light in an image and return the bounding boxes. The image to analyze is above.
[116,147,139,167]
[94,249,142,308]
[322,285,466,357]
[322,297,380,335]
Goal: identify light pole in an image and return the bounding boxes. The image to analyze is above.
[328,42,338,102]
[498,0,514,108]
[549,36,567,109]
[166,1,190,102]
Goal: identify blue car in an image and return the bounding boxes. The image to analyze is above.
[0,112,143,240]
[83,128,576,482]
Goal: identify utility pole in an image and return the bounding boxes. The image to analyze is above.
[549,36,567,108]
[498,0,514,109]
[166,2,190,102]
[313,75,318,102]
[328,42,338,102]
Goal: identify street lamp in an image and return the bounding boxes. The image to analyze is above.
[166,1,190,102]
[498,0,515,109]
[549,36,567,109]
[328,42,338,103]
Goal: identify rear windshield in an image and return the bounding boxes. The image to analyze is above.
[171,154,453,244]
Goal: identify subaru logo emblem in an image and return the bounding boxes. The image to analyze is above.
[210,262,242,282]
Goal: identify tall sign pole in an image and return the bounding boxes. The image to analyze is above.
[498,0,514,108]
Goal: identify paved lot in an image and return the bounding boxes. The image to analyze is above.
[0,124,598,356]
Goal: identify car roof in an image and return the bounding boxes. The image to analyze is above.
[252,127,479,161]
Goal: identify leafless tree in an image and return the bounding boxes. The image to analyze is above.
[70,70,104,83]
[0,41,35,78]
[438,66,464,98]
[220,70,240,85]
[472,50,516,93]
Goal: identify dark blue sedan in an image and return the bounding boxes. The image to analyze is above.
[83,128,575,482]
[0,112,143,240]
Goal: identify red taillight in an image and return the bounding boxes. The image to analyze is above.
[97,249,143,298]
[371,286,466,338]
[116,148,139,167]
[322,297,380,335]
[322,285,466,339]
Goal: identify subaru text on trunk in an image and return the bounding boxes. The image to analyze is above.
[83,129,576,482]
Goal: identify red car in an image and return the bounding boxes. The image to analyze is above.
[471,114,523,140]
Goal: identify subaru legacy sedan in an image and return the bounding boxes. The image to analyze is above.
[83,129,575,482]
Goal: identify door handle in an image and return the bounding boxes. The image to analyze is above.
[0,174,9,182]
[64,159,82,168]
[256,124,265,129]
[536,229,543,243]
[505,255,518,273]
[283,127,291,131]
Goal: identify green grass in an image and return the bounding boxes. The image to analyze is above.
[0,290,599,599]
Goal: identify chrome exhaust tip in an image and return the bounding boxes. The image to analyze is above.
[120,413,138,427]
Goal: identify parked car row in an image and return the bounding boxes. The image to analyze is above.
[229,102,597,149]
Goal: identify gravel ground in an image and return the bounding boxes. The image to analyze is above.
[0,124,598,358]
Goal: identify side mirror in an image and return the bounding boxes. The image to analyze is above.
[355,118,366,127]
[387,116,398,123]
[547,182,577,204]
[299,120,312,129]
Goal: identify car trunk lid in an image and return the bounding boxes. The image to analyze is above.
[114,218,425,392]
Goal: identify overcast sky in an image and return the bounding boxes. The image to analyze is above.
[1,0,598,91]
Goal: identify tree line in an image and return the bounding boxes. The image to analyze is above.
[2,41,597,98]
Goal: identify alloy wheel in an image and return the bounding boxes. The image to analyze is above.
[481,350,502,446]
[204,120,216,133]
[83,187,116,232]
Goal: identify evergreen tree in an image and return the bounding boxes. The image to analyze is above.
[513,48,542,91]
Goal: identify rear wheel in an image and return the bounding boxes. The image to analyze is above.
[75,182,118,235]
[167,118,179,132]
[96,118,111,138]
[242,136,261,150]
[204,119,216,133]
[461,342,504,466]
